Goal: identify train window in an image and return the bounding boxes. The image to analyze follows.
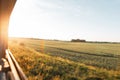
[1,0,120,80]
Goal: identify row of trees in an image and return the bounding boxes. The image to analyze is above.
[71,39,86,42]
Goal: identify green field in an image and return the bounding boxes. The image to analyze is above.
[8,38,120,80]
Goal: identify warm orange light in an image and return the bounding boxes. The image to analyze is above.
[0,0,16,58]
[40,40,45,53]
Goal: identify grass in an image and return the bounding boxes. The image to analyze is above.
[8,38,120,80]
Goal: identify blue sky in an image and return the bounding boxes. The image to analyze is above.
[9,0,120,42]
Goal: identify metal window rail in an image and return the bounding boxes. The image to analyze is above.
[6,49,27,80]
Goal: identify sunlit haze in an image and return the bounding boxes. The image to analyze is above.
[9,0,120,42]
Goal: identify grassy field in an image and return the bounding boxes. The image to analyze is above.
[8,38,120,80]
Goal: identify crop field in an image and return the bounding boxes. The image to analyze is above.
[8,38,120,80]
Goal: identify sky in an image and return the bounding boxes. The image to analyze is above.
[9,0,120,42]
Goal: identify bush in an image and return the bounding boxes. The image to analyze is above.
[19,42,25,46]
